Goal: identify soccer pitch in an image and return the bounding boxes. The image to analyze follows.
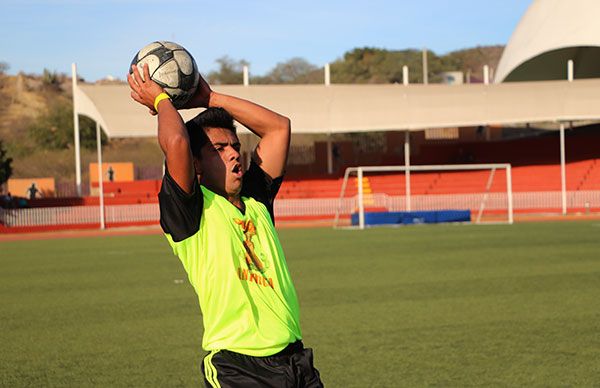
[1,221,599,387]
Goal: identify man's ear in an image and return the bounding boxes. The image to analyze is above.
[193,158,202,176]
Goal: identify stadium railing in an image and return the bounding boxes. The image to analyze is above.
[2,190,599,232]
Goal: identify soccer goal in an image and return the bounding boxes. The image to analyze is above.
[333,164,513,229]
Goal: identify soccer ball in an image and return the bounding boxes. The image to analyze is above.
[130,41,200,108]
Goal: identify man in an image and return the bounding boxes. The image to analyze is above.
[127,64,323,388]
[26,182,40,200]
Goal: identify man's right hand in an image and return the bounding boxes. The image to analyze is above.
[181,75,213,109]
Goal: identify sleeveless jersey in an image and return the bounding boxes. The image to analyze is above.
[164,185,302,356]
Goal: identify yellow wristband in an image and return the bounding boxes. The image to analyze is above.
[153,92,171,111]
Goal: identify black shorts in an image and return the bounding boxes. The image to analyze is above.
[201,341,324,388]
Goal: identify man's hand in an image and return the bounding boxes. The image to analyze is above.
[127,64,164,114]
[181,75,213,109]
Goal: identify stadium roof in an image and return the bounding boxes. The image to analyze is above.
[77,80,600,138]
[495,0,600,82]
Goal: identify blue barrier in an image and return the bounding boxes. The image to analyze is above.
[351,210,471,226]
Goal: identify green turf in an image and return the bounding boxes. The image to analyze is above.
[1,221,599,386]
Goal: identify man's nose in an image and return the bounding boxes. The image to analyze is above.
[227,146,240,161]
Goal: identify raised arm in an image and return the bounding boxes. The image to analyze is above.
[127,64,196,193]
[186,83,291,179]
[129,63,291,183]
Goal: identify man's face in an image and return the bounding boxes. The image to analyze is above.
[197,127,243,199]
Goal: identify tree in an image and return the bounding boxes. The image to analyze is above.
[0,140,13,186]
[28,100,106,150]
[207,56,249,85]
[254,57,321,84]
[329,47,447,84]
[41,68,63,91]
[441,45,504,81]
[0,62,8,95]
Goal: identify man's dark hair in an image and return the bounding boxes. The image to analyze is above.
[185,107,237,158]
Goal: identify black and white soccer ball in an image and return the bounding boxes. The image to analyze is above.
[130,41,200,108]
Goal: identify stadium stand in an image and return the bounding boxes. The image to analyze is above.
[22,157,600,205]
[277,158,600,199]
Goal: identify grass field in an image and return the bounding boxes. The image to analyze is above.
[1,221,599,387]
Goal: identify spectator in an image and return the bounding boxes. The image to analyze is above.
[107,166,115,182]
[26,182,41,200]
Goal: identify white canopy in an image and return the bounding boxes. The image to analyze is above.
[495,0,600,82]
[77,79,600,138]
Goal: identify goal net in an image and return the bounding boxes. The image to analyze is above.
[333,164,513,229]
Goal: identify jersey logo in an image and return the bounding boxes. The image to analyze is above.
[234,218,268,273]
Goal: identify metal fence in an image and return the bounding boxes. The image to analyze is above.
[0,204,159,227]
[2,191,599,229]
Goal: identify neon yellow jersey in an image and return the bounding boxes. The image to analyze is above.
[165,185,302,356]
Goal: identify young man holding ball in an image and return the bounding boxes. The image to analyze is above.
[127,63,323,388]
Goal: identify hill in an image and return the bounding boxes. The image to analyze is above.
[0,71,163,192]
[328,45,504,84]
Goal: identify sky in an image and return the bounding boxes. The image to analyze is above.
[1,0,532,82]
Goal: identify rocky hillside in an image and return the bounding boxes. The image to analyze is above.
[0,72,163,189]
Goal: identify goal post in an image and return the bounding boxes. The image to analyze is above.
[333,164,513,229]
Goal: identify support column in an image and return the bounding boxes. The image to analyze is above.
[357,168,365,230]
[243,65,249,86]
[422,48,428,84]
[559,123,567,215]
[326,134,333,174]
[506,165,514,224]
[567,59,574,81]
[404,130,411,211]
[72,63,82,196]
[96,122,105,230]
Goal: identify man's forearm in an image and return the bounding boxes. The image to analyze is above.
[208,92,290,138]
[207,91,290,178]
[157,100,189,154]
[156,100,195,193]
